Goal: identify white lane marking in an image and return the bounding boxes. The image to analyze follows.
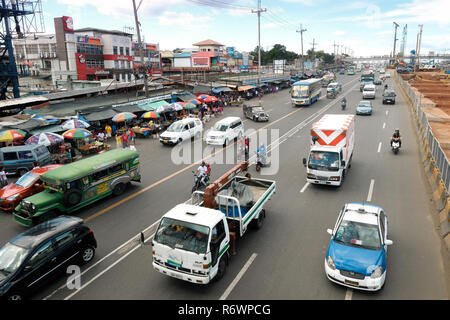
[47,77,362,300]
[386,110,389,116]
[367,179,375,202]
[64,232,156,300]
[219,253,258,300]
[345,288,353,300]
[377,142,382,153]
[300,182,310,193]
[383,122,386,129]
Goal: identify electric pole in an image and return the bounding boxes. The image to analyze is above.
[333,41,339,57]
[296,24,307,75]
[310,38,317,61]
[252,0,266,88]
[132,0,149,97]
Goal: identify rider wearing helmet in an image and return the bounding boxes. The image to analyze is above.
[257,143,267,165]
[391,128,401,147]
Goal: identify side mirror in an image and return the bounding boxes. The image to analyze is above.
[302,158,306,167]
[385,239,393,246]
[327,228,333,235]
[341,160,346,167]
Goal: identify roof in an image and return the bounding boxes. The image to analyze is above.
[0,96,49,111]
[217,116,241,124]
[293,78,322,86]
[312,114,355,130]
[192,39,224,47]
[138,100,169,112]
[30,164,63,175]
[173,52,192,58]
[0,144,46,152]
[74,28,132,37]
[343,203,381,226]
[238,85,255,91]
[163,204,224,228]
[10,216,84,249]
[84,108,118,122]
[42,149,139,182]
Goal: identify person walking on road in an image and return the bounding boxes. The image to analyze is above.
[0,167,8,187]
[105,124,112,140]
[121,131,129,148]
[115,133,122,149]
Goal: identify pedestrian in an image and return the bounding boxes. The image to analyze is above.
[105,124,112,140]
[121,131,129,148]
[0,167,8,187]
[111,123,117,135]
[115,133,122,148]
[128,127,135,145]
[97,131,105,142]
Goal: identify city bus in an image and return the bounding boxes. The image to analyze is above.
[13,148,141,227]
[291,78,322,107]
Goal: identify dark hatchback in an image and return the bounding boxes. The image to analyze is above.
[382,90,396,104]
[0,216,97,300]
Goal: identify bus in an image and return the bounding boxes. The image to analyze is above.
[291,78,322,107]
[347,66,355,75]
[13,148,141,227]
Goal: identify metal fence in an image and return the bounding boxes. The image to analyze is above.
[395,73,450,193]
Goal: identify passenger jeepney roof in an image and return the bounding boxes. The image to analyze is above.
[163,204,224,228]
[42,148,139,182]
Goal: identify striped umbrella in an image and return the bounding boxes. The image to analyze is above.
[168,102,183,111]
[190,99,201,106]
[141,111,160,119]
[61,119,90,130]
[25,132,64,146]
[112,112,137,123]
[0,129,27,142]
[62,128,92,140]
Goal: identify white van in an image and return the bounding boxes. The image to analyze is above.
[160,118,203,145]
[362,84,376,99]
[206,116,244,146]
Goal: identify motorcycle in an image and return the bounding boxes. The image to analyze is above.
[255,151,269,172]
[192,171,210,193]
[391,141,400,154]
[341,100,347,110]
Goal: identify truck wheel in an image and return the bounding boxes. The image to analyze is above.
[215,256,227,281]
[64,189,82,207]
[255,209,265,229]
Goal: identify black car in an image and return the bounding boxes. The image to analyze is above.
[0,216,97,300]
[374,78,382,85]
[382,89,397,104]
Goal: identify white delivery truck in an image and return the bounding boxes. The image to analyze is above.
[146,162,276,284]
[302,114,355,186]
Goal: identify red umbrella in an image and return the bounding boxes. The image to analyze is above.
[204,96,219,103]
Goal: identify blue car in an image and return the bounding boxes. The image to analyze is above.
[324,203,393,291]
[356,100,373,115]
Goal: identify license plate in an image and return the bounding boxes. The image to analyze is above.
[345,279,359,286]
[163,141,168,144]
[318,181,327,185]
[171,272,183,279]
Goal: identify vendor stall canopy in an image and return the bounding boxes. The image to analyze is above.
[238,85,255,92]
[138,100,169,112]
[212,86,232,93]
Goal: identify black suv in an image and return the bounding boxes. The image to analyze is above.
[0,216,97,300]
[382,89,397,104]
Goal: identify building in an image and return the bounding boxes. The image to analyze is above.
[192,39,225,55]
[131,42,162,76]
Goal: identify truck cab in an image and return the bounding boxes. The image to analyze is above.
[303,145,347,186]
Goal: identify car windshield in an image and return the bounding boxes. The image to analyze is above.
[167,122,184,132]
[334,219,381,250]
[359,101,371,107]
[0,243,30,274]
[154,217,209,254]
[308,151,340,171]
[15,172,39,188]
[213,123,229,132]
[385,91,395,97]
[292,85,309,97]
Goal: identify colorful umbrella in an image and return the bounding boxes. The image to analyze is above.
[183,103,197,110]
[141,111,160,119]
[197,94,209,101]
[25,132,64,146]
[0,129,27,142]
[61,119,90,130]
[204,96,219,103]
[190,99,201,106]
[112,112,137,122]
[62,128,92,140]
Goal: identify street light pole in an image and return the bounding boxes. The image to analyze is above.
[132,0,149,97]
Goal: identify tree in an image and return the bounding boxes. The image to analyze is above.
[173,48,183,53]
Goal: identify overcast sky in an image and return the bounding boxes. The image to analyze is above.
[41,0,450,57]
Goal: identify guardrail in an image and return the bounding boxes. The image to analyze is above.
[393,71,450,243]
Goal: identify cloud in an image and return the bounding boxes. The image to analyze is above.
[158,11,211,27]
[331,30,346,37]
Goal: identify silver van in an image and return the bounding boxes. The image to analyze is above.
[0,145,52,175]
[362,84,376,99]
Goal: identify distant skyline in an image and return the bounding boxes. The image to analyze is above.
[38,0,450,57]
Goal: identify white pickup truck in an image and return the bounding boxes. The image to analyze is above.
[147,163,276,284]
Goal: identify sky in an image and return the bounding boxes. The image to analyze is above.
[39,0,450,57]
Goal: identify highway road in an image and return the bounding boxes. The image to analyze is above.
[0,73,448,300]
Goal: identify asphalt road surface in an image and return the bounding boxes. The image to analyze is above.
[0,73,448,300]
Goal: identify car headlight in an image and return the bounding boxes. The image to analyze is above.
[307,173,316,179]
[370,266,383,278]
[329,176,340,181]
[327,256,336,270]
[6,194,19,201]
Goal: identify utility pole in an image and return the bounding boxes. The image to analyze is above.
[333,41,339,57]
[132,0,149,97]
[252,0,266,90]
[310,38,317,65]
[296,24,307,75]
[392,22,399,61]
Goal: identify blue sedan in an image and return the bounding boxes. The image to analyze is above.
[356,100,373,115]
[324,203,393,291]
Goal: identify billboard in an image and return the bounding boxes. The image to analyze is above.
[226,47,235,57]
[62,16,74,32]
[77,36,101,45]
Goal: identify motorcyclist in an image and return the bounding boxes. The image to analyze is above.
[384,84,388,90]
[257,143,267,166]
[195,161,208,184]
[341,97,347,109]
[391,128,402,148]
[205,161,211,184]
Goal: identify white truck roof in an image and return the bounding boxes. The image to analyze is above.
[312,114,354,131]
[163,203,224,229]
